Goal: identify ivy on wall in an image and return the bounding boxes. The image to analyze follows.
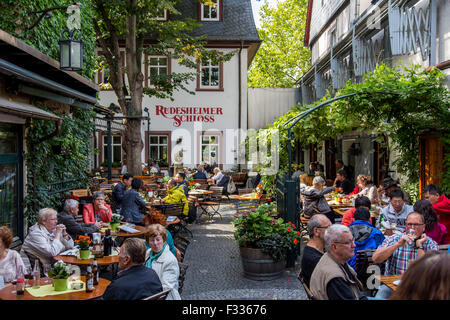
[253,63,450,198]
[1,1,98,225]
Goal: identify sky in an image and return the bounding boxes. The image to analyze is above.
[251,0,282,28]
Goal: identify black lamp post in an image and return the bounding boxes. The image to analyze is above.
[59,29,83,71]
[144,107,151,170]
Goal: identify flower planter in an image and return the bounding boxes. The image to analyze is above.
[110,223,120,232]
[79,249,91,260]
[239,247,286,281]
[53,278,68,291]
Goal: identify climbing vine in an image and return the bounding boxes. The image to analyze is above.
[253,63,450,197]
[1,1,98,224]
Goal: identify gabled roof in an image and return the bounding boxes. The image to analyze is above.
[175,0,261,42]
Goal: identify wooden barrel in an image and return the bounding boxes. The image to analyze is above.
[239,247,286,281]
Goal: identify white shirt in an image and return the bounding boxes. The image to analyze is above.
[212,171,224,184]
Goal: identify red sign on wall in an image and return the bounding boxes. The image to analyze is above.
[155,105,223,127]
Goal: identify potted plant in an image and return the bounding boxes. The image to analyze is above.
[75,235,91,260]
[48,260,70,291]
[232,203,300,280]
[110,214,122,232]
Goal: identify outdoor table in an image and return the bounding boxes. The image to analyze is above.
[378,275,401,292]
[188,189,213,196]
[0,276,110,300]
[54,249,119,267]
[100,223,147,238]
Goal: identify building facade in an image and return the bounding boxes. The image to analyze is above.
[96,0,261,172]
[297,0,449,184]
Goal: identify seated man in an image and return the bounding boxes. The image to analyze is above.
[376,189,413,232]
[347,207,384,269]
[21,208,74,274]
[112,173,133,213]
[209,167,224,185]
[102,238,163,300]
[300,214,332,287]
[333,169,354,195]
[423,184,450,239]
[377,177,412,206]
[175,172,189,198]
[163,179,189,217]
[341,196,371,227]
[372,212,439,299]
[310,224,367,300]
[57,199,103,240]
[301,176,338,223]
[193,165,207,180]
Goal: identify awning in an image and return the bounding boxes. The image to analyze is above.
[0,96,60,121]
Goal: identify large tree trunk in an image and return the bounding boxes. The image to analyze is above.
[124,118,143,175]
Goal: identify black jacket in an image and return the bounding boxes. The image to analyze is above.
[57,211,98,240]
[112,182,127,210]
[102,264,163,300]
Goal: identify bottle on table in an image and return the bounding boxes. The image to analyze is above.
[32,262,40,289]
[103,229,113,257]
[92,259,99,286]
[16,277,25,296]
[85,266,94,293]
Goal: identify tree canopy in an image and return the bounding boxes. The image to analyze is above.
[248,0,310,88]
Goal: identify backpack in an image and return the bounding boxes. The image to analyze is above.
[227,177,237,194]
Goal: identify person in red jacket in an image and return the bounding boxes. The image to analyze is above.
[83,191,112,224]
[423,184,450,241]
[341,196,372,227]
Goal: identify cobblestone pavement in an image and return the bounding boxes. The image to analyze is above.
[180,200,308,300]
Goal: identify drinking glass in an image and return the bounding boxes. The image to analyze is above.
[408,228,416,245]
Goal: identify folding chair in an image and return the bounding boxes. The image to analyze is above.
[197,186,224,220]
[297,269,315,300]
[233,199,259,218]
[142,288,171,300]
[160,202,193,238]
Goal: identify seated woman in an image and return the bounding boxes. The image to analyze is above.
[0,226,27,283]
[355,174,379,204]
[121,177,148,225]
[145,224,181,300]
[142,208,180,260]
[21,208,74,274]
[163,179,189,217]
[301,176,338,223]
[414,200,448,245]
[83,191,112,224]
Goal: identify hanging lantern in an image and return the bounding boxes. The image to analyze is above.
[59,29,83,71]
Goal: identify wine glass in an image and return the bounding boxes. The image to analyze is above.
[407,228,416,245]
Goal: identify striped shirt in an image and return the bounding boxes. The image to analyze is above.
[379,232,439,275]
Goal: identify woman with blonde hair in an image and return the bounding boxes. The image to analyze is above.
[356,174,379,204]
[145,224,181,300]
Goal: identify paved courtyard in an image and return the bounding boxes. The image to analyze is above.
[180,201,308,300]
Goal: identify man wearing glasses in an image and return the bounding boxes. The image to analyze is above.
[310,224,367,300]
[376,189,413,232]
[372,212,439,299]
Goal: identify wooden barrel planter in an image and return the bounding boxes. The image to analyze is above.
[239,247,286,281]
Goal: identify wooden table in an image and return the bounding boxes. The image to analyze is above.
[378,275,401,292]
[0,277,110,300]
[100,224,147,238]
[54,252,119,266]
[188,189,213,196]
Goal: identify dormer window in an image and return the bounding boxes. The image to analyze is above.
[200,0,221,21]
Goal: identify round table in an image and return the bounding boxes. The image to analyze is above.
[100,224,147,238]
[54,252,119,266]
[0,276,110,300]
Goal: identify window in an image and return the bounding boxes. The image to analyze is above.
[197,57,223,91]
[201,0,220,21]
[155,8,168,21]
[146,56,169,87]
[150,135,169,165]
[103,135,122,165]
[201,135,219,165]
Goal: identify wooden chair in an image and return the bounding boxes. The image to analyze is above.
[233,199,259,218]
[355,249,385,295]
[238,188,255,195]
[160,202,193,238]
[197,186,224,220]
[142,288,171,300]
[174,235,190,262]
[297,269,315,300]
[178,262,189,295]
[186,195,199,223]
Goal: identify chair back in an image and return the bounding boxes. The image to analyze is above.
[192,179,207,184]
[235,200,259,215]
[355,249,385,287]
[156,189,168,198]
[160,202,185,217]
[187,195,197,210]
[209,186,224,200]
[178,262,189,294]
[238,188,255,195]
[10,236,23,252]
[297,269,315,300]
[141,288,171,300]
